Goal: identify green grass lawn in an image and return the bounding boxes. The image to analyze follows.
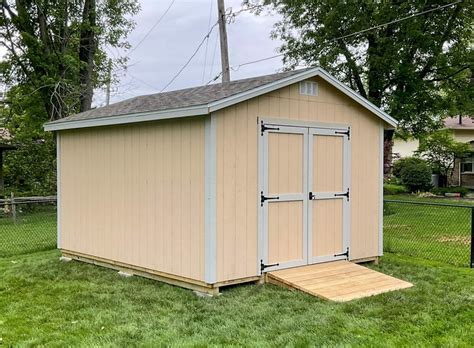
[0,250,473,346]
[384,195,472,266]
[0,208,56,258]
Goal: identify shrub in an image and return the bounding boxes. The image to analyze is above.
[393,157,432,192]
[383,184,408,195]
[384,176,402,185]
[431,186,470,197]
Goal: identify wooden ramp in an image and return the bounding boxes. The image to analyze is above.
[267,261,413,302]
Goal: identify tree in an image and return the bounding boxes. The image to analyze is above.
[0,0,139,196]
[392,157,432,192]
[0,0,140,120]
[416,129,471,179]
[246,0,473,136]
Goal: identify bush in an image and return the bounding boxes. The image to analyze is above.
[383,184,408,195]
[431,186,470,197]
[393,157,432,192]
[384,176,402,185]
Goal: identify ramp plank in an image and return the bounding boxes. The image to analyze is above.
[267,261,413,302]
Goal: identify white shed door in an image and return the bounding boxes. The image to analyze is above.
[260,125,308,272]
[259,121,350,273]
[308,128,350,264]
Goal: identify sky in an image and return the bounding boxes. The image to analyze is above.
[97,0,283,106]
[0,0,284,106]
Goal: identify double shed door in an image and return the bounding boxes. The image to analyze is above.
[260,121,350,273]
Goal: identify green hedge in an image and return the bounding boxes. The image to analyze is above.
[383,184,409,195]
[431,186,470,197]
[392,157,432,192]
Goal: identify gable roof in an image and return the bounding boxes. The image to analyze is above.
[44,67,397,131]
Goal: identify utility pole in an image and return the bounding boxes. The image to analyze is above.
[217,0,230,82]
[105,59,112,106]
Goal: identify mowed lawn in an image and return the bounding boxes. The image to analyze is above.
[1,250,473,346]
[384,195,473,266]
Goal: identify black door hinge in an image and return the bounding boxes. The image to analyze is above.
[260,259,279,272]
[260,191,279,206]
[261,122,280,136]
[334,247,349,259]
[335,127,350,140]
[309,192,315,200]
[334,188,350,201]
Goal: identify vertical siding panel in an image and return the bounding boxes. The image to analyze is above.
[155,125,163,270]
[60,118,206,281]
[162,123,173,271]
[235,103,248,278]
[181,121,191,278]
[216,111,225,280]
[246,99,259,276]
[223,108,237,279]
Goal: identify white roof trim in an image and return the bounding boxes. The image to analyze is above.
[44,67,397,131]
[44,105,209,131]
[209,67,397,127]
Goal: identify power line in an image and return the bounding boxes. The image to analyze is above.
[128,0,177,55]
[208,28,220,81]
[160,21,219,92]
[333,0,462,41]
[207,0,462,82]
[201,0,215,84]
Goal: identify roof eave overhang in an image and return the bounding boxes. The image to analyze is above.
[44,104,210,131]
[44,67,397,132]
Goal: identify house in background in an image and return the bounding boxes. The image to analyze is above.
[392,116,474,187]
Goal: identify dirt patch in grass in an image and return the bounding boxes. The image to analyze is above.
[437,236,471,246]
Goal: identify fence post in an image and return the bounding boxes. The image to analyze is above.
[11,192,16,224]
[471,208,474,268]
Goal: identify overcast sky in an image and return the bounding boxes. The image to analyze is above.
[98,0,283,106]
[0,0,283,106]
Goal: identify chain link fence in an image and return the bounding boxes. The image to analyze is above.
[1,196,473,268]
[384,199,473,267]
[0,197,57,258]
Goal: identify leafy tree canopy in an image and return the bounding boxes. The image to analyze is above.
[1,0,140,121]
[0,0,140,195]
[416,129,472,176]
[246,0,473,136]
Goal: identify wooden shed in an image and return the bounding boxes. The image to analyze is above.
[45,68,398,295]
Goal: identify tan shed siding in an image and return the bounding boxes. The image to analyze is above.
[215,77,382,282]
[59,117,206,282]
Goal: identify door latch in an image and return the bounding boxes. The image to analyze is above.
[260,191,279,206]
[309,192,315,200]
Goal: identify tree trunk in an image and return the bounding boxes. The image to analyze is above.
[79,0,96,112]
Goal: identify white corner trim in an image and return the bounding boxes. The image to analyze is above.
[204,113,217,284]
[44,105,209,131]
[378,125,384,256]
[56,133,61,249]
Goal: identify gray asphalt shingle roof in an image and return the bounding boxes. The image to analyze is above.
[52,69,310,124]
